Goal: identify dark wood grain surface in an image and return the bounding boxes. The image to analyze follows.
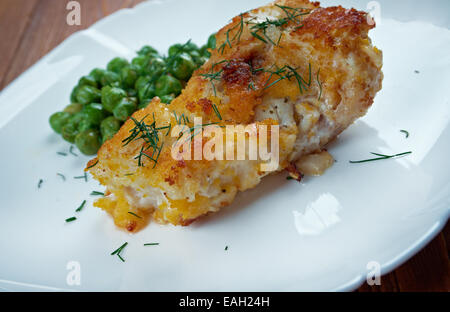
[0,0,448,292]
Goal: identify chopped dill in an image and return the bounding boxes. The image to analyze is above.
[65,217,77,223]
[111,242,128,262]
[218,13,245,54]
[211,103,222,121]
[144,243,159,246]
[275,4,310,26]
[128,211,142,219]
[349,151,412,164]
[263,65,290,89]
[37,179,43,189]
[177,122,221,144]
[400,130,410,138]
[86,160,99,170]
[57,173,66,181]
[263,63,311,94]
[122,114,170,168]
[69,146,78,157]
[246,62,264,91]
[173,111,190,125]
[287,64,312,93]
[246,5,310,45]
[111,243,127,255]
[215,5,310,52]
[136,142,164,168]
[246,17,287,46]
[57,152,67,156]
[316,68,323,101]
[90,191,104,196]
[199,61,228,120]
[76,200,86,212]
[74,172,88,182]
[225,246,229,251]
[200,60,229,97]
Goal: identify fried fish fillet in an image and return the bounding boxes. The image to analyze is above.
[87,0,383,232]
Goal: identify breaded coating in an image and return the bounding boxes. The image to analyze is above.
[87,0,383,232]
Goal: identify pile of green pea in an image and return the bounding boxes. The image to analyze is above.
[49,34,216,155]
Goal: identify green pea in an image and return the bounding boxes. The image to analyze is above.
[100,70,121,87]
[101,86,127,113]
[61,112,84,143]
[107,57,129,74]
[200,45,211,58]
[155,75,182,97]
[75,85,101,105]
[100,116,121,142]
[138,81,156,103]
[169,53,196,81]
[147,57,166,78]
[159,94,174,104]
[77,103,108,132]
[168,41,198,56]
[207,33,216,50]
[89,68,106,82]
[49,112,71,134]
[70,85,80,103]
[113,97,137,121]
[189,50,203,65]
[82,103,109,125]
[185,42,199,52]
[63,103,83,114]
[127,89,137,98]
[78,75,98,88]
[75,129,102,155]
[78,118,96,132]
[120,66,138,89]
[61,122,79,143]
[69,111,85,124]
[137,45,159,57]
[131,55,150,75]
[135,76,151,91]
[168,43,184,57]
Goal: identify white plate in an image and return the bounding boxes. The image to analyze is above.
[0,0,449,291]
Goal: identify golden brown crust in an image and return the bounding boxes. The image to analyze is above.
[301,6,372,36]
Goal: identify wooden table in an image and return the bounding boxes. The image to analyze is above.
[1,0,448,292]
